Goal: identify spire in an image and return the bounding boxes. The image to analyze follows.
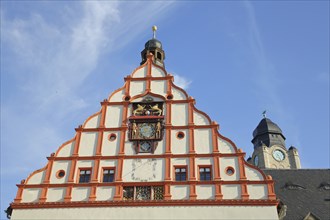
[152,25,157,39]
[140,26,165,67]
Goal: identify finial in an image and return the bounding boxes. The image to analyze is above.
[152,25,157,39]
[262,110,267,118]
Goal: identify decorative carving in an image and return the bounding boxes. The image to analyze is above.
[153,186,164,200]
[132,102,163,117]
[133,104,146,116]
[149,104,162,116]
[129,99,165,154]
[136,186,151,200]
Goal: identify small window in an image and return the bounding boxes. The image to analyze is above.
[108,133,117,142]
[199,166,212,181]
[176,131,185,139]
[56,170,65,179]
[79,169,91,183]
[175,167,187,181]
[225,167,235,176]
[103,169,115,182]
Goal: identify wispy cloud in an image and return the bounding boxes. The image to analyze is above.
[172,74,192,90]
[244,1,285,117]
[1,1,176,176]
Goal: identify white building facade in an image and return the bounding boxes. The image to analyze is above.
[10,32,279,219]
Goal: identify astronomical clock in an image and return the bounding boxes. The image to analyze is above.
[128,97,164,153]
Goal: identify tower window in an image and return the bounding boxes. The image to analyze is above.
[79,169,91,183]
[175,166,187,181]
[102,168,115,182]
[157,52,162,60]
[199,166,212,181]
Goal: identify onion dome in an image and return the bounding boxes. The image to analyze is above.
[252,117,286,149]
[140,26,165,66]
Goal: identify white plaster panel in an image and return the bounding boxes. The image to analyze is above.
[220,157,240,181]
[11,206,278,220]
[102,131,120,156]
[122,159,164,182]
[71,187,90,201]
[84,113,100,128]
[46,188,65,202]
[195,158,212,165]
[245,165,264,181]
[171,158,189,166]
[150,80,166,96]
[130,81,145,98]
[50,161,70,184]
[57,141,74,157]
[124,141,135,155]
[96,186,115,201]
[79,132,98,156]
[105,106,123,128]
[26,170,45,184]
[171,86,187,100]
[218,137,235,153]
[127,105,133,117]
[21,188,41,203]
[193,111,210,125]
[170,185,189,200]
[132,66,147,78]
[222,184,241,199]
[171,103,188,126]
[151,66,166,77]
[196,185,214,199]
[248,185,268,199]
[153,139,165,154]
[171,130,189,154]
[99,160,117,168]
[76,160,94,168]
[194,129,212,154]
[109,88,125,102]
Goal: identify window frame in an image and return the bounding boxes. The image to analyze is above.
[198,165,212,181]
[77,167,92,183]
[101,167,116,183]
[174,165,188,182]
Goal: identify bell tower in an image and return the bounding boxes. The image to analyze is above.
[140,26,165,67]
[248,113,301,169]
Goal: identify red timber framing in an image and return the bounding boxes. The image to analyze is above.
[12,54,277,210]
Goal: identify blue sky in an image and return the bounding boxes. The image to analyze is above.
[1,1,329,217]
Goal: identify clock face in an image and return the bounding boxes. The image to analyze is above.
[254,155,259,166]
[139,123,155,138]
[273,149,285,161]
[140,141,152,152]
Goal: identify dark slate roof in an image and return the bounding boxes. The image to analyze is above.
[144,39,162,50]
[253,118,285,138]
[263,169,330,220]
